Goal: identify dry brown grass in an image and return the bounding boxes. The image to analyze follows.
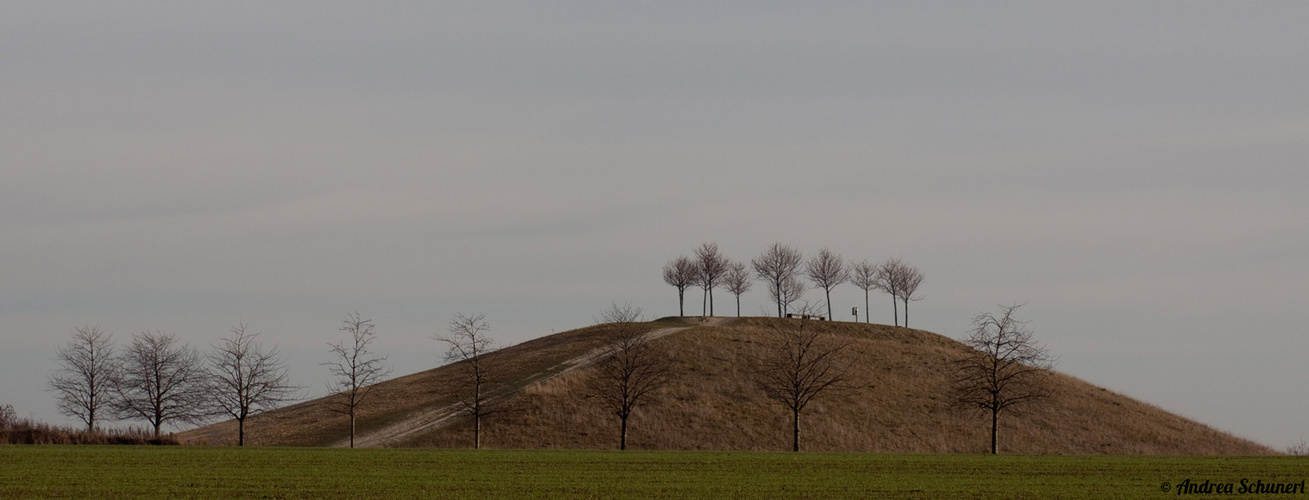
[182,317,1274,455]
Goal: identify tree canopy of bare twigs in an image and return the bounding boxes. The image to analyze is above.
[953,304,1053,454]
[113,331,211,437]
[805,248,849,320]
[48,326,117,432]
[662,256,697,317]
[752,243,804,318]
[208,323,296,446]
[585,304,675,450]
[849,260,878,324]
[722,260,753,317]
[436,313,499,449]
[693,242,728,316]
[753,307,859,451]
[324,312,392,448]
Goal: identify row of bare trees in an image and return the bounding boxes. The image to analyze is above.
[664,243,926,326]
[48,302,1050,454]
[48,324,295,445]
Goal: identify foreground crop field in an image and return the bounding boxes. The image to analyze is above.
[1,446,1305,499]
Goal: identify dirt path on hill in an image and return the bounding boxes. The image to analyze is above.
[336,317,735,448]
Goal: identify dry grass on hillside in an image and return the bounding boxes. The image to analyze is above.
[180,321,670,447]
[413,318,1272,455]
[183,317,1273,455]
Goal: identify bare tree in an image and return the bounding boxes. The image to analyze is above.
[694,242,728,316]
[753,307,859,451]
[436,313,499,449]
[895,264,925,328]
[209,323,296,446]
[953,304,1053,454]
[805,248,849,320]
[876,258,903,326]
[752,243,804,318]
[113,331,211,437]
[850,260,879,324]
[722,260,753,317]
[48,326,117,432]
[584,304,675,450]
[662,256,697,317]
[324,312,392,448]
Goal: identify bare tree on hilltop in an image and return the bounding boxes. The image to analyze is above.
[49,326,118,432]
[584,304,675,450]
[875,259,902,326]
[113,331,212,437]
[753,305,859,451]
[436,313,500,449]
[895,264,925,328]
[662,256,697,317]
[324,312,392,448]
[722,260,752,317]
[752,243,804,318]
[850,260,879,324]
[953,304,1053,454]
[805,248,849,320]
[209,323,297,446]
[876,258,924,327]
[694,242,728,316]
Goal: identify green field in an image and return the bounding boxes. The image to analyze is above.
[1,446,1305,499]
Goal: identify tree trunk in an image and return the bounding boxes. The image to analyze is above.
[778,289,784,318]
[903,298,910,328]
[620,415,628,451]
[238,417,245,446]
[891,295,898,327]
[825,288,832,320]
[990,407,998,454]
[736,294,741,317]
[709,289,714,316]
[349,411,356,448]
[864,289,870,324]
[474,414,481,450]
[792,408,800,452]
[678,288,684,316]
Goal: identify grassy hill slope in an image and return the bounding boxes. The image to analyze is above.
[181,317,1272,455]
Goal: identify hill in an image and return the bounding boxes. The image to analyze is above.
[180,317,1273,454]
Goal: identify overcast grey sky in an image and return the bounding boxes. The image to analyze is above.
[3,2,1307,448]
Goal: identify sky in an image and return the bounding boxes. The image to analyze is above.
[3,2,1307,449]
